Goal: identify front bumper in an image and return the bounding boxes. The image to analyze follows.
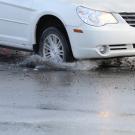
[66,23,135,59]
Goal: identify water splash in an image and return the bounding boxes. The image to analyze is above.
[12,53,135,71]
[18,55,99,71]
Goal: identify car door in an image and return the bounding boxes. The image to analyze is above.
[0,0,34,49]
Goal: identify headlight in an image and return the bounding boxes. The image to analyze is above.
[77,6,118,27]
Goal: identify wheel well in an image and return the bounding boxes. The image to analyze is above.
[35,15,74,59]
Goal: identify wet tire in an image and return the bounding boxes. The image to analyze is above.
[39,27,72,63]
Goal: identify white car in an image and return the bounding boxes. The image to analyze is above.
[0,0,135,63]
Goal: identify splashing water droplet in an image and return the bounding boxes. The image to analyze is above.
[18,55,100,71]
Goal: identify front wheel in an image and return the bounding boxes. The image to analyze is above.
[39,27,72,63]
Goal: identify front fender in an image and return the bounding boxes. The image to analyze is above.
[31,0,83,44]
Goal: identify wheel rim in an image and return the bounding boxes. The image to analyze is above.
[42,34,65,63]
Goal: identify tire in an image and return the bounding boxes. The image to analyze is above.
[39,27,72,63]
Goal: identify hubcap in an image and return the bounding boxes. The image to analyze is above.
[43,34,65,63]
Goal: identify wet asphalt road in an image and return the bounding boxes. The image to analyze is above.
[0,52,135,135]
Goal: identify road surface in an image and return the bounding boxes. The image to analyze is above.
[0,51,134,135]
